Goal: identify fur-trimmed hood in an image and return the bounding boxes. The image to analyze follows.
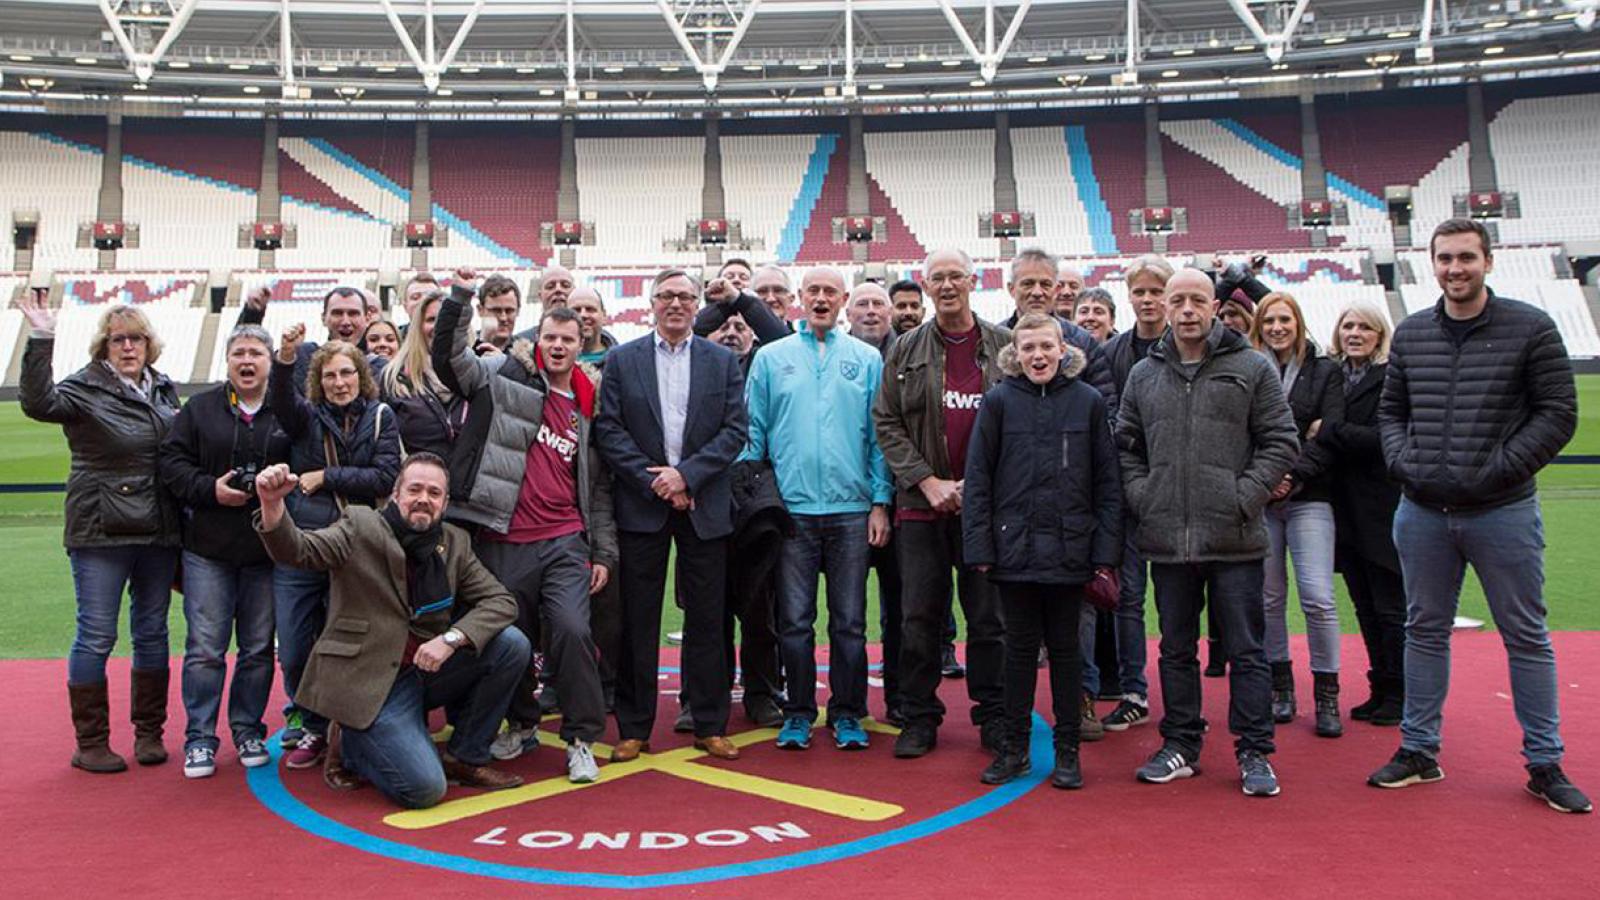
[998,340,1087,381]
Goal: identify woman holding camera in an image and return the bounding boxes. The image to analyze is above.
[158,325,288,778]
[19,294,182,774]
[270,325,400,770]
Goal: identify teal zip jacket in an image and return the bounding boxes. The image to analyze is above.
[740,320,893,515]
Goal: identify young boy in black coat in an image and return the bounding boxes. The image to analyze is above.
[963,314,1123,789]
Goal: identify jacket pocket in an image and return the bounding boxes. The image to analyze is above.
[1058,514,1095,570]
[331,617,370,634]
[315,640,361,658]
[996,516,1028,570]
[98,475,160,537]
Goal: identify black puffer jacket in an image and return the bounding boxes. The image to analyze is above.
[1379,292,1577,512]
[962,346,1123,585]
[1103,328,1160,395]
[20,337,181,549]
[158,384,289,564]
[1267,345,1343,505]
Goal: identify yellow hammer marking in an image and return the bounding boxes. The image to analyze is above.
[654,760,903,822]
[387,723,905,830]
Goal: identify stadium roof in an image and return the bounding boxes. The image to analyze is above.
[1,0,1598,118]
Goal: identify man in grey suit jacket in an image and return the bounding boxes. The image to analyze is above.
[594,268,749,763]
[254,453,527,809]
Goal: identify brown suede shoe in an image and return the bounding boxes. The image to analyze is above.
[611,739,650,762]
[693,736,740,760]
[441,752,523,791]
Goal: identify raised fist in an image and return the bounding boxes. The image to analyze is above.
[278,322,306,363]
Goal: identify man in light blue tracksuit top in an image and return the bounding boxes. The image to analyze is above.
[741,267,893,752]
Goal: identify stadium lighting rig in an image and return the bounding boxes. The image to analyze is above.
[97,0,199,84]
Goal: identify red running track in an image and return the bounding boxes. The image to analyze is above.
[1,633,1594,898]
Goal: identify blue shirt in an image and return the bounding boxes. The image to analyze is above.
[740,321,892,515]
[654,333,692,466]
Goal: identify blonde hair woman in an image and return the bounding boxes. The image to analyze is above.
[1318,303,1404,726]
[1249,292,1346,737]
[380,289,464,459]
[18,293,182,774]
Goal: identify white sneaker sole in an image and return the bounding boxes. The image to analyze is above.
[239,755,270,769]
[184,766,216,779]
[1370,770,1444,789]
[1526,785,1593,814]
[1137,765,1197,784]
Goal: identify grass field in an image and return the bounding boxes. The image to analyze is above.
[3,377,1599,659]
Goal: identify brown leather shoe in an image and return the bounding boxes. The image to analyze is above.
[441,752,523,791]
[322,724,366,792]
[611,739,650,762]
[693,736,740,760]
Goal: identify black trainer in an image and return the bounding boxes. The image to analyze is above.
[941,645,965,679]
[893,723,937,759]
[1368,748,1444,788]
[979,718,1007,753]
[1101,698,1150,732]
[1136,744,1199,784]
[1525,764,1593,814]
[1051,747,1083,790]
[980,748,1030,785]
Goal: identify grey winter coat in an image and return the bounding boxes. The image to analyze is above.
[20,337,182,549]
[1115,322,1299,563]
[433,286,618,570]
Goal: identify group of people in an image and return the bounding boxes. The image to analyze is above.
[19,216,1588,815]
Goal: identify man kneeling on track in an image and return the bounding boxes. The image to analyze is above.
[254,454,529,809]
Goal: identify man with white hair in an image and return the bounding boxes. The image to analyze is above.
[874,248,1010,758]
[1055,264,1086,319]
[746,268,892,751]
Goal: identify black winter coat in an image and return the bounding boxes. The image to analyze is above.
[1320,363,1402,574]
[1270,347,1344,505]
[962,349,1122,585]
[270,358,401,530]
[158,384,290,564]
[1380,292,1577,512]
[20,338,182,550]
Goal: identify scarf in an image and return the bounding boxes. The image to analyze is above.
[380,503,453,619]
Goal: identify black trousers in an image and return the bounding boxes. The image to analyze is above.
[895,517,1004,729]
[616,513,729,740]
[1150,560,1275,759]
[870,537,903,708]
[997,582,1084,750]
[723,572,780,703]
[1342,554,1407,691]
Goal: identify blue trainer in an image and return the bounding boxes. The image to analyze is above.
[776,715,812,750]
[833,717,869,750]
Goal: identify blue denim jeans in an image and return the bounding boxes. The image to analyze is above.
[273,564,329,735]
[66,546,178,684]
[341,627,530,809]
[777,513,871,723]
[1262,500,1340,673]
[1079,604,1101,696]
[180,552,276,752]
[1151,560,1275,759]
[1394,495,1564,767]
[1113,518,1150,700]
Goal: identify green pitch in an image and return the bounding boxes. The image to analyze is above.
[3,377,1599,659]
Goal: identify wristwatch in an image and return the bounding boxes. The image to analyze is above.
[441,628,465,648]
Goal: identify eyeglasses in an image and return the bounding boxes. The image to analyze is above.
[107,333,147,346]
[652,291,697,306]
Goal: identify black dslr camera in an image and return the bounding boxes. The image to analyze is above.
[228,462,259,495]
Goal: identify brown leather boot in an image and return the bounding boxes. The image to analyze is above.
[130,668,170,765]
[68,682,128,773]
